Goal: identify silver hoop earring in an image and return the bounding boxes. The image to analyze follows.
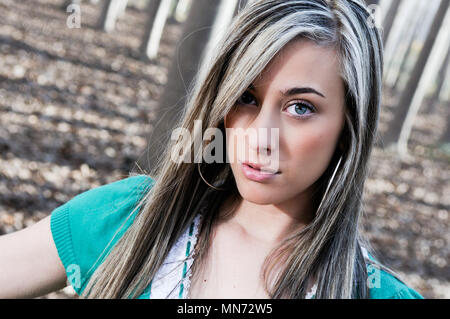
[197,162,226,191]
[316,155,343,213]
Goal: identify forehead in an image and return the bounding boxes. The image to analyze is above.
[253,39,343,95]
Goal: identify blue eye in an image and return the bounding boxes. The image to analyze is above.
[236,91,316,119]
[286,102,315,117]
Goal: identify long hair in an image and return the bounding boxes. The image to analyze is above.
[80,0,392,298]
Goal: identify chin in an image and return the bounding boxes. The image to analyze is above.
[235,181,282,205]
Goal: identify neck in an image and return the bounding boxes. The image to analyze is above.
[223,191,314,246]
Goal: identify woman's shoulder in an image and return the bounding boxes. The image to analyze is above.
[363,248,424,299]
[58,174,154,212]
[49,174,155,295]
[369,268,424,299]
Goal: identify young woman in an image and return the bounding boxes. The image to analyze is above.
[0,0,423,299]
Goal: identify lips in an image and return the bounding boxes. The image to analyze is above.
[240,162,279,182]
[241,161,280,174]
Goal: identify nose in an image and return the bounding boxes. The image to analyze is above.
[246,106,279,156]
[247,128,271,155]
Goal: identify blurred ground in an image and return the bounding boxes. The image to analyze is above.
[0,0,448,299]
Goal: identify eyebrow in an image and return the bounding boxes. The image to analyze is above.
[248,84,326,99]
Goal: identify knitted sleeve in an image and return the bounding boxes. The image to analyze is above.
[50,174,154,296]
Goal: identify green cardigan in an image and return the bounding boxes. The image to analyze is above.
[50,175,424,299]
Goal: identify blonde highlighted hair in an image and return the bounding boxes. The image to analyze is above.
[81,0,394,299]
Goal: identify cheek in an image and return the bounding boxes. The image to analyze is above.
[285,129,339,183]
[224,109,242,129]
[291,134,325,165]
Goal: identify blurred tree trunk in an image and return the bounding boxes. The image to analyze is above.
[390,16,422,92]
[433,49,450,102]
[383,1,413,83]
[383,0,420,90]
[98,0,128,32]
[442,112,450,143]
[139,0,162,60]
[424,49,450,113]
[203,0,239,67]
[382,0,402,45]
[167,0,180,22]
[171,0,191,23]
[136,0,222,173]
[381,0,449,150]
[139,0,172,60]
[438,55,450,102]
[391,1,441,93]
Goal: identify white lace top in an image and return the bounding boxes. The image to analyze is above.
[147,213,321,299]
[148,214,203,298]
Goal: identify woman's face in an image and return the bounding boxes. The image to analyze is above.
[224,39,346,208]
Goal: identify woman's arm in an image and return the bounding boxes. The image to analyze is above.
[0,215,68,298]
